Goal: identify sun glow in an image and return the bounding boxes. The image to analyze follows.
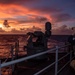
[0,23,3,28]
[0,23,13,31]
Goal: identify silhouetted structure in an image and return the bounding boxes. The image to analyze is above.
[3,20,10,27]
[45,22,51,37]
[25,22,52,60]
[68,27,75,55]
[68,35,75,45]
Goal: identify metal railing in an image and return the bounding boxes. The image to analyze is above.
[0,44,74,75]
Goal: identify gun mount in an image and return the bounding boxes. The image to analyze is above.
[25,22,52,60]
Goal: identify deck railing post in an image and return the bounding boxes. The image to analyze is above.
[11,45,14,75]
[55,46,59,75]
[15,40,19,59]
[0,60,1,75]
[70,50,72,62]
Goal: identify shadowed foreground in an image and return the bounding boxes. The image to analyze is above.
[11,53,75,75]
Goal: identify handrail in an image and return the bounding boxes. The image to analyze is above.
[56,44,71,49]
[1,48,56,68]
[34,44,74,75]
[58,52,70,62]
[2,52,11,63]
[34,61,56,75]
[1,45,68,67]
[57,54,75,74]
[0,44,73,75]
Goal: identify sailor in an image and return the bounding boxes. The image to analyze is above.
[68,27,75,55]
[68,34,75,45]
[69,29,75,71]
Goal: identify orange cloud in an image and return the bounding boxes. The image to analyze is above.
[0,3,53,33]
[0,4,28,17]
[0,4,51,19]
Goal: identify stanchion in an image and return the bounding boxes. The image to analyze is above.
[15,40,19,59]
[14,40,19,75]
[11,45,14,75]
[55,46,59,75]
[70,51,72,62]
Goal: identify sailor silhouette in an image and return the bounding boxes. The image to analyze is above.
[70,27,75,70]
[68,27,75,55]
[3,20,10,27]
[68,27,75,45]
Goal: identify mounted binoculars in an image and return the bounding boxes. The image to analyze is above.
[26,22,52,60]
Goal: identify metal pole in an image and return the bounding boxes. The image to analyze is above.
[70,44,73,61]
[1,48,56,68]
[34,62,55,75]
[0,60,1,75]
[70,51,72,62]
[11,45,14,74]
[55,46,58,75]
[15,40,19,59]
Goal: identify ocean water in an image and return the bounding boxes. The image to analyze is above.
[0,35,27,58]
[0,35,69,57]
[0,35,69,75]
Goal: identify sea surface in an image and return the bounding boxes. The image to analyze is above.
[0,34,70,75]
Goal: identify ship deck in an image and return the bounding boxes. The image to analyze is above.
[8,53,75,75]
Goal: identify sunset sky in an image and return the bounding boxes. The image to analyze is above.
[0,0,75,34]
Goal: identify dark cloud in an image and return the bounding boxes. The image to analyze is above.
[17,16,48,24]
[51,13,72,23]
[0,0,75,28]
[52,25,73,35]
[0,0,38,4]
[0,0,62,14]
[9,28,26,34]
[30,7,62,14]
[0,15,48,24]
